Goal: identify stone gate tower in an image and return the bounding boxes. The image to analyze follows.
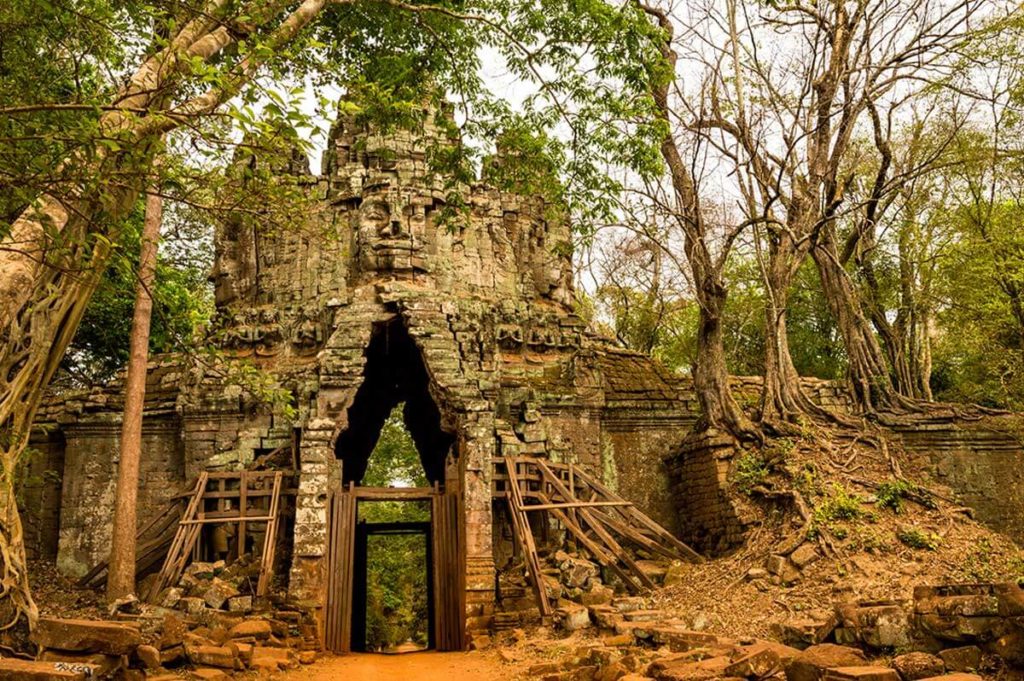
[31,102,700,640]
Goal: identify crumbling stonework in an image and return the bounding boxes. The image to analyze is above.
[24,101,1024,644]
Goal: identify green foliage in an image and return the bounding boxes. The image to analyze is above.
[814,484,866,524]
[359,405,431,650]
[809,484,871,541]
[958,537,999,581]
[876,480,917,514]
[364,532,429,651]
[732,452,771,495]
[897,527,941,551]
[66,201,212,382]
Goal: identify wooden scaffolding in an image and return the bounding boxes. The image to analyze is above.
[493,456,702,617]
[145,470,292,602]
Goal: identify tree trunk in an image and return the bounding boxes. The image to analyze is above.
[812,229,906,413]
[107,186,162,601]
[758,229,832,426]
[690,263,759,440]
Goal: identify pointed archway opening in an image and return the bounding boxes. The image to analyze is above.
[334,316,455,486]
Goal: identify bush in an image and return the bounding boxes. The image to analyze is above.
[876,480,915,513]
[897,527,941,551]
[814,483,866,524]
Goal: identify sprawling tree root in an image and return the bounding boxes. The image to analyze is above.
[0,481,37,634]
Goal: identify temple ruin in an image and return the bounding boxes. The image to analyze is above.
[23,102,1024,653]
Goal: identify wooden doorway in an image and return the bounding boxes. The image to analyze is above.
[324,482,465,653]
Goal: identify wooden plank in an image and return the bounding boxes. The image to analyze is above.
[523,501,633,511]
[533,460,654,591]
[256,472,283,596]
[569,465,703,562]
[504,461,551,617]
[237,471,248,560]
[353,486,437,500]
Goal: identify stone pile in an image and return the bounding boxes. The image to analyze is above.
[7,592,320,680]
[527,626,987,681]
[17,617,143,679]
[154,558,261,616]
[526,580,1024,681]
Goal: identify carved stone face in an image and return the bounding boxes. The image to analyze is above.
[355,188,422,272]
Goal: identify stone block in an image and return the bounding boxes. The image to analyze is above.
[892,652,945,680]
[822,667,900,681]
[135,644,161,670]
[202,578,240,610]
[937,646,982,672]
[32,618,142,655]
[185,645,236,669]
[724,643,782,678]
[0,659,98,680]
[785,645,867,681]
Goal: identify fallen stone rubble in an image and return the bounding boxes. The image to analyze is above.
[0,560,321,680]
[517,576,1024,681]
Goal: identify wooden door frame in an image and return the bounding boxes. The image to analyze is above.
[324,483,465,653]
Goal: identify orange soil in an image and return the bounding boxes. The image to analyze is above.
[278,651,514,680]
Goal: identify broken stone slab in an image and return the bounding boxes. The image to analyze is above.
[250,646,295,672]
[202,578,240,610]
[835,602,912,649]
[822,667,900,681]
[32,618,142,655]
[649,654,732,681]
[790,544,821,569]
[0,659,99,680]
[937,646,982,673]
[184,644,236,670]
[190,669,229,681]
[37,651,121,678]
[647,627,723,653]
[612,597,646,613]
[158,614,187,650]
[226,595,253,613]
[773,612,839,647]
[624,610,669,623]
[737,641,802,667]
[785,644,868,681]
[892,652,945,681]
[228,619,272,640]
[724,644,782,679]
[134,644,161,670]
[556,602,592,631]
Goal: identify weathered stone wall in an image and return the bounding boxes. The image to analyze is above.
[21,430,65,560]
[898,418,1024,544]
[56,415,184,577]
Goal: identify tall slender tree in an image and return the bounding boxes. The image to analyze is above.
[107,175,163,601]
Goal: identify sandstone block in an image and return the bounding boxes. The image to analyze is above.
[892,652,945,680]
[822,667,900,681]
[190,669,228,681]
[185,645,235,669]
[0,659,97,680]
[202,579,240,610]
[32,618,142,655]
[135,644,161,670]
[725,643,783,678]
[229,619,272,640]
[938,646,982,672]
[785,644,867,681]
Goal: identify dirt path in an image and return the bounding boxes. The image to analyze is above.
[279,651,514,680]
